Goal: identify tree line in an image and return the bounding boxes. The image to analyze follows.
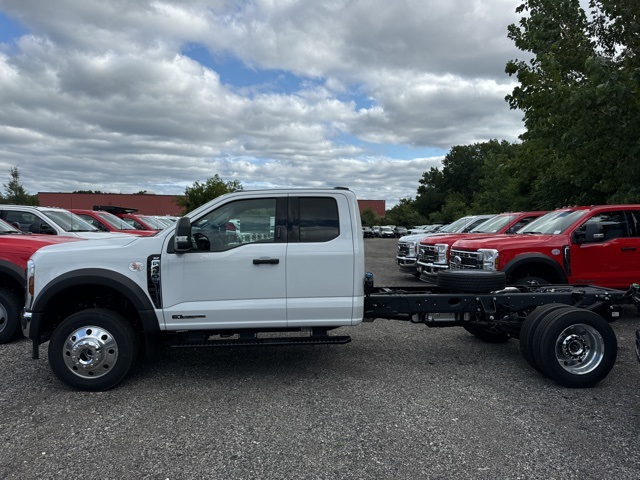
[4,1,637,225]
[381,0,640,227]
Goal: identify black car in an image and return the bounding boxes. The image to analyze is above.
[362,226,375,238]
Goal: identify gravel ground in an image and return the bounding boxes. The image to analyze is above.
[2,237,640,479]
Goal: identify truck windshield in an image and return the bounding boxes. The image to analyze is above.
[0,219,22,234]
[469,215,512,233]
[438,216,472,233]
[43,211,99,232]
[95,211,136,230]
[518,210,588,234]
[140,216,165,229]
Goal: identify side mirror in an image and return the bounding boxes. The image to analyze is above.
[574,222,603,244]
[173,217,192,252]
[30,222,55,235]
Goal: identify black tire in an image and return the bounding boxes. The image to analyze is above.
[48,309,139,391]
[519,304,573,372]
[0,286,23,344]
[463,324,511,343]
[437,270,506,293]
[533,308,617,388]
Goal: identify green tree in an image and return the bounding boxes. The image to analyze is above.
[414,140,519,219]
[2,166,38,205]
[437,192,469,223]
[472,142,531,213]
[359,208,380,227]
[385,199,426,227]
[505,0,640,207]
[414,166,446,217]
[176,174,243,214]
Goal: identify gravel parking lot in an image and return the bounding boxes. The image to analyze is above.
[2,237,640,479]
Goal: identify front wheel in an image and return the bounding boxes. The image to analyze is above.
[0,286,23,344]
[48,309,139,391]
[533,308,617,388]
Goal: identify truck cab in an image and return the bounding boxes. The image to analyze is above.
[23,188,365,390]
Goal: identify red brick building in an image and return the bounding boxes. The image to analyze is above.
[357,199,385,217]
[38,192,386,218]
[38,192,183,215]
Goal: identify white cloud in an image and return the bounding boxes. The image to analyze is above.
[0,0,527,208]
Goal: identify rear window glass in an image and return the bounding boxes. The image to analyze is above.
[299,197,339,243]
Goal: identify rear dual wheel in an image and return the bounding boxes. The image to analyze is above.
[520,307,616,388]
[519,304,572,372]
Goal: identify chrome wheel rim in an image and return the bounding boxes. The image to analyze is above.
[0,302,7,334]
[62,326,119,379]
[554,323,604,375]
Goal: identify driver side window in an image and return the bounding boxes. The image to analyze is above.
[578,211,629,241]
[191,198,277,252]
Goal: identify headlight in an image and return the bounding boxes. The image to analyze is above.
[435,244,448,263]
[25,259,35,310]
[409,241,417,255]
[478,249,499,270]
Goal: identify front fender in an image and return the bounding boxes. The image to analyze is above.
[28,268,159,344]
[0,260,26,288]
[502,253,568,283]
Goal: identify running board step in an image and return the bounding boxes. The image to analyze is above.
[170,335,352,348]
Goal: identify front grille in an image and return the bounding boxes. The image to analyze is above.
[449,249,482,269]
[418,245,437,263]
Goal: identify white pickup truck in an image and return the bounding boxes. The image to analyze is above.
[22,188,638,391]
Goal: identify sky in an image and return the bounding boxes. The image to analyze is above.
[0,0,529,208]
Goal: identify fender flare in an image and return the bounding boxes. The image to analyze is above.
[502,253,568,283]
[0,260,25,288]
[29,268,160,344]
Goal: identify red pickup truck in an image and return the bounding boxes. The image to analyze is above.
[70,209,156,236]
[448,205,640,289]
[416,211,545,283]
[0,220,82,343]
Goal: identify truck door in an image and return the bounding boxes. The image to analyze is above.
[569,210,640,288]
[161,196,288,330]
[286,194,357,326]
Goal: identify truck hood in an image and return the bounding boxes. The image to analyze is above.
[420,233,481,246]
[399,232,448,243]
[34,235,143,258]
[421,232,528,247]
[452,234,559,250]
[0,235,84,269]
[71,231,134,239]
